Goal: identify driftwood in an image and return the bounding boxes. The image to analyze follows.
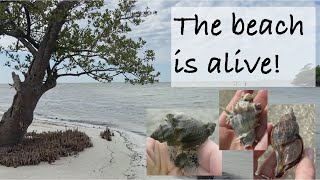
[100,127,114,141]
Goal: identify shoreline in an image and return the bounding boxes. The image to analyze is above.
[0,109,147,137]
[0,121,146,179]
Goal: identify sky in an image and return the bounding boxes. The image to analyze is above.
[0,0,319,84]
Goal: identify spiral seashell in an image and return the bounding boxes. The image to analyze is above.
[150,113,216,168]
[225,93,262,148]
[271,107,303,178]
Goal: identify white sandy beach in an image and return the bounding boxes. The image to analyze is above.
[0,120,146,179]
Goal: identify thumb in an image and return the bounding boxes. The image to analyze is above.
[295,148,315,179]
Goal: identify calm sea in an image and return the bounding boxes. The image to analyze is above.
[0,83,319,178]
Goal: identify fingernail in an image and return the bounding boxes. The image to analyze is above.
[244,90,254,94]
[305,148,314,160]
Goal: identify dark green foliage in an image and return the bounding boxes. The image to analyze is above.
[316,65,320,86]
[0,0,159,84]
[0,129,92,168]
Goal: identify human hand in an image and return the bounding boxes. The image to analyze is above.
[254,126,315,179]
[146,137,222,176]
[219,90,268,150]
[146,137,182,175]
[294,148,315,179]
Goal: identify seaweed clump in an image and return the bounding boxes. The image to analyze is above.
[0,129,93,168]
[100,127,114,141]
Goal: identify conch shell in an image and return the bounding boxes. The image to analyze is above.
[271,108,303,178]
[225,93,262,148]
[150,113,216,168]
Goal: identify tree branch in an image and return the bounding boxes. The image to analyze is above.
[3,1,39,49]
[27,0,80,84]
[4,30,37,56]
[0,26,39,53]
[42,69,57,93]
[57,68,117,77]
[46,61,51,77]
[23,4,31,37]
[60,53,99,61]
[11,72,22,92]
[52,58,64,71]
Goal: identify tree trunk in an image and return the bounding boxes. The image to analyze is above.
[0,82,43,146]
[0,1,77,146]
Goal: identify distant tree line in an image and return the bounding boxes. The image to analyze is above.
[292,64,319,87]
[316,65,320,86]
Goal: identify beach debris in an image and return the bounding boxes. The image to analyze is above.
[150,113,216,168]
[0,129,92,168]
[100,127,114,141]
[224,93,262,148]
[270,108,303,178]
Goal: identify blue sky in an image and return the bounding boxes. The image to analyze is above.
[0,0,319,84]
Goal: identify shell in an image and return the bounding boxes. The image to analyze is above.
[225,93,262,148]
[271,108,303,178]
[150,113,216,168]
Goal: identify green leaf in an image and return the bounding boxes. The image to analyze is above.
[0,0,160,84]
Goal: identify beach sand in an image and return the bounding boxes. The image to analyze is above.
[0,120,146,179]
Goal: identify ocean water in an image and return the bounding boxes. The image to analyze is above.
[0,83,319,178]
[0,83,217,136]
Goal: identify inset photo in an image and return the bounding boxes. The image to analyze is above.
[146,109,222,177]
[255,104,315,179]
[219,90,268,150]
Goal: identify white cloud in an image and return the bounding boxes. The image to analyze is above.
[0,36,17,47]
[129,0,317,65]
[0,0,318,83]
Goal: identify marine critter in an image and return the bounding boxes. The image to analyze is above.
[225,93,262,148]
[150,113,216,168]
[271,108,303,178]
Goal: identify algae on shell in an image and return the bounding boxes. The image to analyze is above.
[150,113,216,168]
